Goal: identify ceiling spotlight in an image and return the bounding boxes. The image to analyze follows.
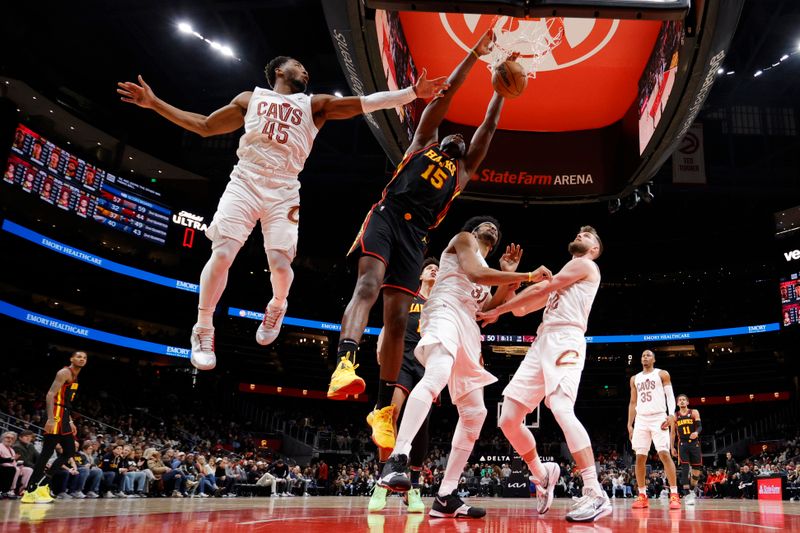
[220,46,234,57]
[210,41,222,50]
[334,91,343,98]
[726,71,735,75]
[178,22,193,34]
[717,68,724,75]
[780,54,789,62]
[608,198,621,214]
[754,70,763,77]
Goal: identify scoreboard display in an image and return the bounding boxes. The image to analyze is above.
[4,124,171,245]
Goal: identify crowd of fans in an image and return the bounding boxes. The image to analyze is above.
[1,368,798,502]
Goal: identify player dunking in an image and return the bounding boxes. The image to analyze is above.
[380,217,549,518]
[118,58,447,370]
[478,227,611,523]
[675,393,702,505]
[628,349,681,510]
[327,30,506,455]
[21,351,86,504]
[369,257,439,513]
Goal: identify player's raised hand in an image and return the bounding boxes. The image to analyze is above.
[117,75,157,109]
[414,68,449,99]
[530,266,552,282]
[476,308,500,327]
[661,415,675,431]
[499,243,523,272]
[473,28,495,56]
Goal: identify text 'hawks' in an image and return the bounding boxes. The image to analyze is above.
[424,148,456,174]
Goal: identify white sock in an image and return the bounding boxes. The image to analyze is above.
[580,466,602,493]
[197,307,215,329]
[438,446,471,497]
[393,397,430,457]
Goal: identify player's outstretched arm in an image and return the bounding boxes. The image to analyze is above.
[311,69,448,127]
[478,259,587,326]
[117,75,249,137]
[482,243,523,311]
[660,370,677,430]
[407,30,495,153]
[452,233,532,287]
[460,92,504,188]
[628,376,637,441]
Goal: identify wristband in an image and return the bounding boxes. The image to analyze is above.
[527,272,533,283]
[471,49,480,59]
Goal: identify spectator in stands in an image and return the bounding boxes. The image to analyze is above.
[1,431,32,497]
[49,442,80,499]
[317,459,328,495]
[69,441,102,498]
[738,465,755,499]
[144,448,186,498]
[196,455,218,497]
[13,430,39,470]
[180,453,200,496]
[269,458,290,496]
[100,443,124,498]
[120,445,146,497]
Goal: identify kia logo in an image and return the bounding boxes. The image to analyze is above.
[439,14,619,72]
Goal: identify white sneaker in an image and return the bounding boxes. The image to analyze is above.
[190,325,216,370]
[566,487,612,522]
[685,491,696,506]
[534,462,561,514]
[256,300,288,346]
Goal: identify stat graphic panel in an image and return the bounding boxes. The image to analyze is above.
[5,124,171,245]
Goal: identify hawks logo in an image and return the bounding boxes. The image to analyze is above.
[439,14,619,72]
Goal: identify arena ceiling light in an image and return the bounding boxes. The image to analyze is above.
[175,20,241,61]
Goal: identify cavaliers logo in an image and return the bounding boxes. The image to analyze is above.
[439,14,619,73]
[555,350,581,366]
[287,206,300,224]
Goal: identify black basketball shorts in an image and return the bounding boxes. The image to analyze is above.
[679,441,703,466]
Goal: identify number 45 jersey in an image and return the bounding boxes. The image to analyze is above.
[380,143,460,230]
[235,88,318,179]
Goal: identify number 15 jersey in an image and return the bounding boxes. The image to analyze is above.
[380,143,460,230]
[235,88,318,179]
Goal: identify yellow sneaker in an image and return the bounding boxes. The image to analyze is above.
[327,356,365,399]
[21,486,54,504]
[368,485,388,512]
[406,488,424,513]
[367,405,396,450]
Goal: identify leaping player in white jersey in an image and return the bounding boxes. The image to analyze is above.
[477,226,611,523]
[117,58,448,370]
[628,349,681,510]
[379,216,551,519]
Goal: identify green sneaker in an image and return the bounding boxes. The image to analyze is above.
[369,485,388,512]
[406,488,424,513]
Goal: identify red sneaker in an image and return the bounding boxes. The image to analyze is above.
[632,493,649,509]
[669,493,681,510]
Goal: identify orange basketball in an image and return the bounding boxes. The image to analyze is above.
[492,60,527,99]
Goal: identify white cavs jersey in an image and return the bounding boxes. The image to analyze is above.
[634,369,667,416]
[432,251,491,316]
[235,87,318,179]
[542,260,600,332]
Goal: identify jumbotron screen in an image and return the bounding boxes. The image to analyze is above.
[780,276,800,327]
[4,124,171,245]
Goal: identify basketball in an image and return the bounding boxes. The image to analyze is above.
[492,60,527,98]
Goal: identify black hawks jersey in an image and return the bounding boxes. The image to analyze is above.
[380,143,460,230]
[53,367,79,435]
[404,295,427,351]
[676,411,698,443]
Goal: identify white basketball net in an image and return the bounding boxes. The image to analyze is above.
[486,17,564,79]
